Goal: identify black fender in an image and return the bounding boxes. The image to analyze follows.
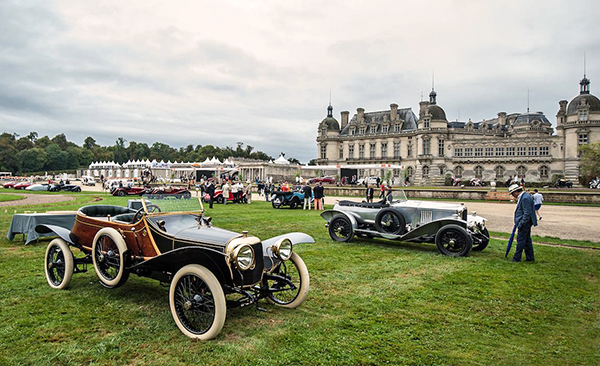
[35,224,78,246]
[128,246,230,285]
[320,209,361,229]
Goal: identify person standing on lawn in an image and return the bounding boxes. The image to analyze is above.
[532,189,543,220]
[302,183,312,210]
[509,184,537,262]
[313,182,324,210]
[365,184,374,203]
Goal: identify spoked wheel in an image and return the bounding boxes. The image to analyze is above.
[170,264,226,340]
[328,215,354,242]
[272,197,282,209]
[117,190,126,196]
[375,209,406,236]
[435,224,473,257]
[471,227,490,251]
[44,238,74,289]
[265,252,309,308]
[92,228,129,288]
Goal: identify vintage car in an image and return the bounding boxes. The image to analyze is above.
[203,188,248,204]
[13,181,33,190]
[308,176,336,185]
[320,190,488,256]
[271,189,307,209]
[3,181,16,188]
[49,183,82,192]
[25,183,51,191]
[38,196,313,340]
[356,177,379,186]
[80,176,96,186]
[112,186,191,198]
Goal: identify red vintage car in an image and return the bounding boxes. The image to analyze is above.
[112,186,192,198]
[3,181,16,188]
[13,181,33,190]
[307,176,336,185]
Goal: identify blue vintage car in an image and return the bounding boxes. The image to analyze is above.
[271,188,306,209]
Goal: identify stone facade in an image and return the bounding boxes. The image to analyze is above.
[316,75,600,186]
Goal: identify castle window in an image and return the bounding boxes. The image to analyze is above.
[349,144,355,159]
[370,143,376,158]
[517,165,527,177]
[439,165,445,175]
[407,166,414,177]
[495,147,505,156]
[485,147,494,156]
[407,143,413,157]
[359,127,367,134]
[438,140,445,156]
[578,109,588,121]
[423,139,431,155]
[454,148,463,157]
[359,144,365,159]
[465,148,473,157]
[339,146,344,159]
[320,144,327,159]
[423,118,430,128]
[394,142,401,158]
[475,148,483,157]
[381,143,388,158]
[321,128,327,137]
[578,133,588,145]
[422,165,429,177]
[540,146,549,156]
[517,147,526,156]
[474,166,484,178]
[506,147,515,156]
[370,125,377,134]
[495,165,505,179]
[539,165,549,179]
[528,147,537,156]
[394,124,401,133]
[454,166,463,178]
[382,125,389,133]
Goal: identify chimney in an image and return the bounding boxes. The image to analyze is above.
[357,108,365,124]
[419,101,429,119]
[390,103,398,121]
[341,111,349,129]
[497,112,507,126]
[558,100,568,113]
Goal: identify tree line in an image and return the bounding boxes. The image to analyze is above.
[0,132,279,175]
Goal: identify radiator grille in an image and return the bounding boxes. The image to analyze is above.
[420,211,433,224]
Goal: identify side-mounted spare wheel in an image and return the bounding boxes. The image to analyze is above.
[44,238,74,289]
[92,227,130,288]
[374,209,406,236]
[265,252,310,308]
[169,264,227,340]
[435,224,473,257]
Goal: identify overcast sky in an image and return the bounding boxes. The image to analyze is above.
[2,0,600,163]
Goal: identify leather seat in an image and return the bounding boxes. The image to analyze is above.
[79,205,135,217]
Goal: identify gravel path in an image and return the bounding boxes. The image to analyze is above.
[0,193,76,207]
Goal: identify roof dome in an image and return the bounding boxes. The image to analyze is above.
[425,104,447,120]
[567,75,600,114]
[320,104,340,131]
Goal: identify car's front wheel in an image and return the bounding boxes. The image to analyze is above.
[328,215,354,242]
[216,195,224,204]
[272,197,282,209]
[170,264,226,340]
[44,238,74,290]
[92,227,130,288]
[117,190,126,196]
[265,252,309,308]
[435,224,473,257]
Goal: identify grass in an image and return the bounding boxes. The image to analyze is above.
[0,193,23,202]
[0,194,599,365]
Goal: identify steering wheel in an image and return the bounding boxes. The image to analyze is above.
[133,204,162,222]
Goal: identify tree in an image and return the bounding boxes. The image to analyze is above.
[579,141,600,181]
[27,131,38,142]
[83,136,97,150]
[17,148,47,172]
[16,137,34,151]
[51,133,70,150]
[113,137,128,164]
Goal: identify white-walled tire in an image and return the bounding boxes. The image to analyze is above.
[92,227,129,288]
[44,238,74,290]
[266,252,310,309]
[169,264,226,340]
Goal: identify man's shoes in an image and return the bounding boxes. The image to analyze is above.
[511,259,520,262]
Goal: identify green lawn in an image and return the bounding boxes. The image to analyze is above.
[0,193,23,202]
[0,195,598,365]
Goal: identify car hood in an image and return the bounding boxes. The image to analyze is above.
[147,214,240,247]
[393,200,466,211]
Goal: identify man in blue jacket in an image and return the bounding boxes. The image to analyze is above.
[509,184,537,262]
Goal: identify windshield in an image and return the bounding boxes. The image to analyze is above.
[141,194,203,214]
[390,189,408,202]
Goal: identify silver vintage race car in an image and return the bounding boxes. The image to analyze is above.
[321,190,488,256]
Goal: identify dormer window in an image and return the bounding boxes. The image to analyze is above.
[359,126,366,134]
[350,128,355,136]
[321,128,327,137]
[423,118,430,128]
[393,124,401,133]
[382,125,389,133]
[370,125,377,134]
[579,109,588,121]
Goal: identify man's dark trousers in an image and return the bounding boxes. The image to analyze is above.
[513,221,535,261]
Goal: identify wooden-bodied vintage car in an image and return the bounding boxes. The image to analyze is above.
[38,196,313,339]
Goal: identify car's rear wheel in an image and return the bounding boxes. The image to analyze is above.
[216,195,224,204]
[471,227,490,251]
[117,190,126,196]
[92,228,129,288]
[375,209,406,236]
[289,197,300,209]
[44,238,74,290]
[73,186,81,192]
[170,264,226,340]
[328,215,354,242]
[435,224,473,257]
[266,253,309,308]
